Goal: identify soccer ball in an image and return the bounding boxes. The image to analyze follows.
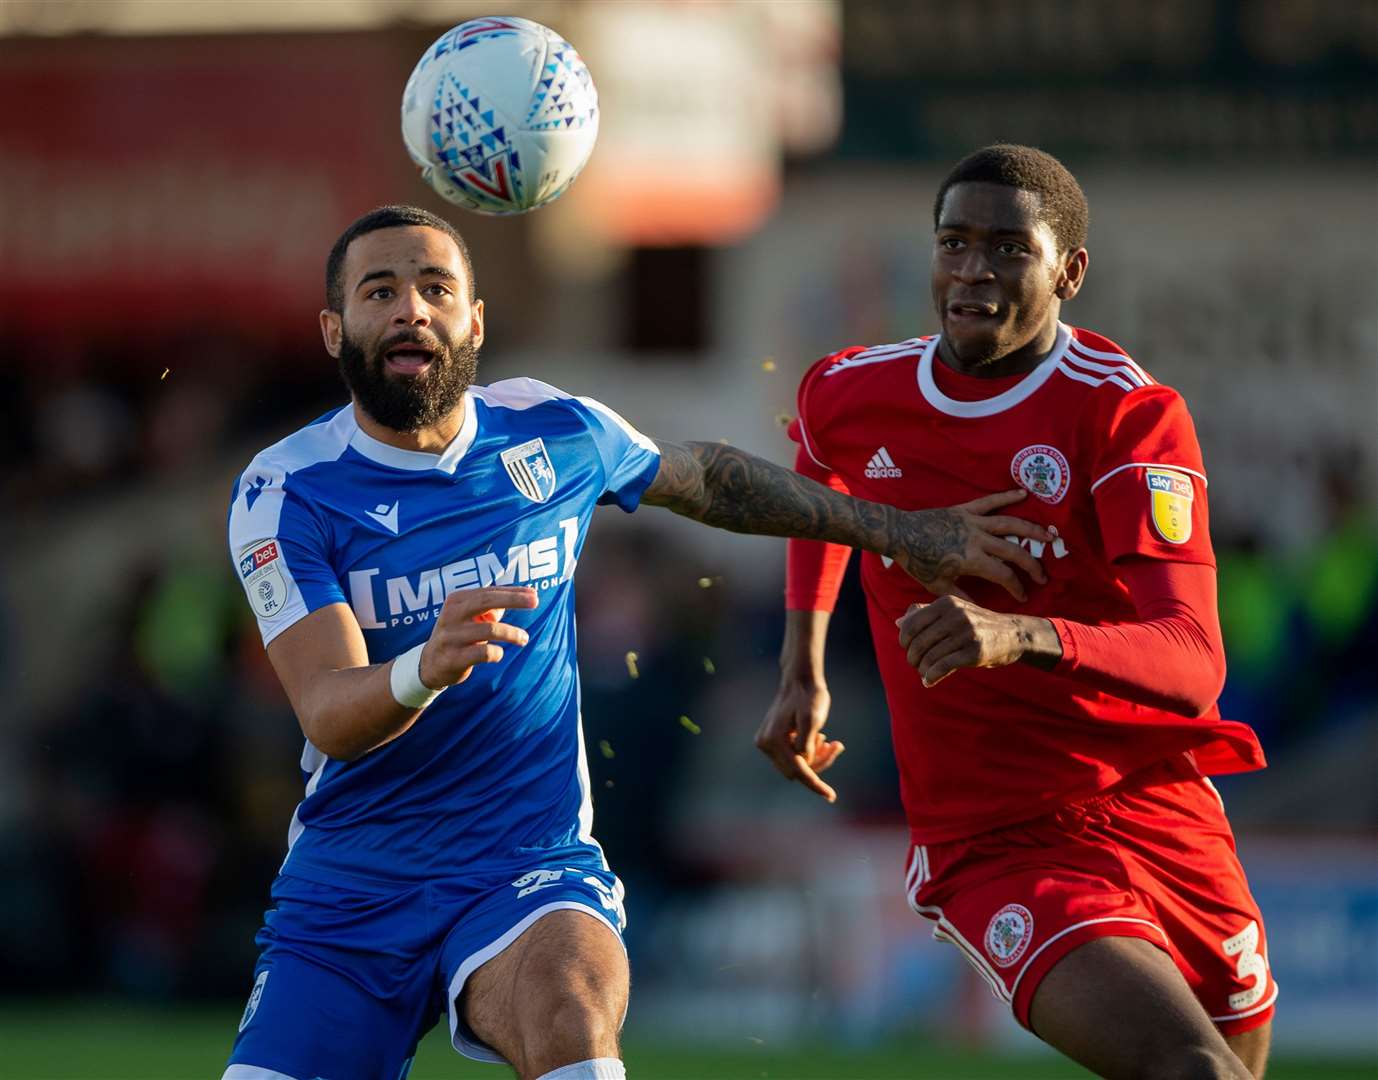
[401,16,599,215]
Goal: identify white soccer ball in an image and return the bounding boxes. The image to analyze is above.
[401,16,599,215]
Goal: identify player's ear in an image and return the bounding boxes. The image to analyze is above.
[1056,248,1089,301]
[470,298,485,350]
[320,308,343,358]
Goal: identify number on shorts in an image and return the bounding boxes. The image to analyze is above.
[1221,919,1267,1010]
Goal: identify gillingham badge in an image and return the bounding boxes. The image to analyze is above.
[985,903,1034,968]
[501,438,558,503]
[239,969,268,1032]
[237,540,291,619]
[1011,445,1070,504]
[1145,467,1194,544]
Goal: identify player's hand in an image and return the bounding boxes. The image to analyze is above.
[896,595,1057,687]
[892,489,1051,602]
[755,676,845,802]
[419,587,540,689]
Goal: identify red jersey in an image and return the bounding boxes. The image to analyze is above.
[789,323,1264,844]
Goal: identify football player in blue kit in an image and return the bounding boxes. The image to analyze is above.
[223,205,1049,1080]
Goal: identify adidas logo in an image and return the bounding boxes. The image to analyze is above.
[864,447,903,479]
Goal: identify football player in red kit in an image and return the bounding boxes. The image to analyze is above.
[759,145,1275,1080]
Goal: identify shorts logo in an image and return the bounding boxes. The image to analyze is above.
[985,903,1034,968]
[1011,445,1070,504]
[501,438,557,503]
[239,969,268,1032]
[237,540,291,619]
[513,868,566,898]
[1146,468,1193,544]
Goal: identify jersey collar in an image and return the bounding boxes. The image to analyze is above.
[346,390,479,474]
[917,323,1071,418]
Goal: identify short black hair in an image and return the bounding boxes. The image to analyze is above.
[933,144,1088,253]
[325,204,476,312]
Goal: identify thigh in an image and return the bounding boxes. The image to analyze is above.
[1226,1020,1272,1079]
[439,862,629,1068]
[465,908,629,1072]
[1029,935,1249,1080]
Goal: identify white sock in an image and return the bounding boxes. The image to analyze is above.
[534,1058,626,1080]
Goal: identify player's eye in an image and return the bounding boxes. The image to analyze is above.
[939,237,964,251]
[367,287,395,300]
[424,283,453,298]
[997,242,1026,256]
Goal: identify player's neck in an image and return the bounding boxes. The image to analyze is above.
[351,398,467,455]
[938,320,1060,380]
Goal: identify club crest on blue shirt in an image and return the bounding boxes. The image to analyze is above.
[501,437,557,503]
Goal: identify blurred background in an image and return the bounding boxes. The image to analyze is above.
[1,1,1375,1077]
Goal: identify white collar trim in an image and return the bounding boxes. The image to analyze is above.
[346,390,479,474]
[917,323,1071,418]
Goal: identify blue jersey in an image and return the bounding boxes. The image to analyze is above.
[226,378,661,885]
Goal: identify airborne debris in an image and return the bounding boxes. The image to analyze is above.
[678,715,701,735]
[702,657,716,675]
[598,739,615,759]
[625,651,639,679]
[775,413,793,428]
[747,1036,765,1045]
[160,368,170,380]
[760,358,777,372]
[605,779,614,788]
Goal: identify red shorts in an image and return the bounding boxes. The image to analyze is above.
[905,758,1277,1036]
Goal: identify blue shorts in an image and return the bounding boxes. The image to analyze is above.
[222,855,626,1080]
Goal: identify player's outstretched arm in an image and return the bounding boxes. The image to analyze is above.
[265,587,539,761]
[756,609,844,802]
[642,440,1050,600]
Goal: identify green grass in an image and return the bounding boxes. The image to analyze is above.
[0,1003,1371,1079]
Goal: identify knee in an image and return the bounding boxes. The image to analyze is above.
[546,994,619,1046]
[521,990,622,1073]
[1140,1043,1250,1080]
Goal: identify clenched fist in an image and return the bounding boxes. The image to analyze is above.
[896,594,1063,687]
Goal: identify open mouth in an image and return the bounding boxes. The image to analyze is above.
[946,301,999,320]
[384,344,436,375]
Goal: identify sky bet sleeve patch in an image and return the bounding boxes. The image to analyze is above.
[238,539,293,619]
[1146,468,1194,544]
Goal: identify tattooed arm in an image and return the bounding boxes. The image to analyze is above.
[642,440,1049,599]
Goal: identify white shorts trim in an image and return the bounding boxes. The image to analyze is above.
[905,848,1013,1005]
[222,1066,303,1080]
[928,913,1013,1003]
[445,901,627,1064]
[1008,916,1170,1006]
[1210,981,1279,1023]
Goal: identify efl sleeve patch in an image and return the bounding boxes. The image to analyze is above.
[1146,468,1194,544]
[237,539,293,619]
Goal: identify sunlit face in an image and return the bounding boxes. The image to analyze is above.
[931,182,1084,368]
[320,225,484,432]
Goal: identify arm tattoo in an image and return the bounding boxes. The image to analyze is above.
[642,441,968,583]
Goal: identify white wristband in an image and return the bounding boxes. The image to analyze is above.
[389,641,442,710]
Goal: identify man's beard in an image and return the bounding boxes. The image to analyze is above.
[338,327,479,433]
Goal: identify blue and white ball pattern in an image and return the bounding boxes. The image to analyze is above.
[402,17,599,215]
